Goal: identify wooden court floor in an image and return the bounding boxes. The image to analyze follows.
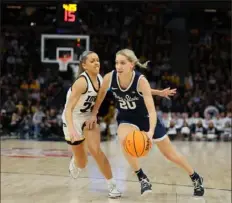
[1,139,231,203]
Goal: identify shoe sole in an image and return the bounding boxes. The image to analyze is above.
[194,194,204,197]
[69,172,79,179]
[108,194,121,199]
[141,189,152,197]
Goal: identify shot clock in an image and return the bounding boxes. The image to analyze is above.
[57,3,78,27]
[63,3,77,22]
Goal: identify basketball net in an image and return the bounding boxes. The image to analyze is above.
[70,63,80,79]
[58,56,72,72]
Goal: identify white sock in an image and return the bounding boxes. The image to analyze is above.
[73,159,82,171]
[106,178,116,186]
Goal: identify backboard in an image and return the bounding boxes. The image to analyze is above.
[41,34,90,65]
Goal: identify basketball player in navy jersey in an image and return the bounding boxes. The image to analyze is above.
[86,49,204,196]
[62,51,121,198]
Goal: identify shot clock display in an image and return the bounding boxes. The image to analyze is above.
[63,3,77,22]
[57,3,78,27]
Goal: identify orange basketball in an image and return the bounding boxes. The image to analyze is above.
[123,130,152,157]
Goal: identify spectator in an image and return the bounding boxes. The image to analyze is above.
[167,120,177,140]
[181,120,191,141]
[192,120,206,141]
[221,121,231,141]
[32,107,46,138]
[206,121,219,141]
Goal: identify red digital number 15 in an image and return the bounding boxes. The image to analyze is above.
[63,4,77,23]
[64,10,75,22]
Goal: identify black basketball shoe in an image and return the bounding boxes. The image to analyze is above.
[140,178,152,196]
[193,176,205,196]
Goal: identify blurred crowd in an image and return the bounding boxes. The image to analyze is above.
[161,111,231,141]
[1,3,231,141]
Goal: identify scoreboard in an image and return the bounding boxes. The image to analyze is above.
[57,3,78,27]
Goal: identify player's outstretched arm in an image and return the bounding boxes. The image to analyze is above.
[91,72,112,116]
[151,87,176,99]
[138,77,157,141]
[86,72,112,130]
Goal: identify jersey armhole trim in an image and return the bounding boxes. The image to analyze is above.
[71,75,88,94]
[85,71,99,93]
[108,70,114,89]
[81,75,88,94]
[96,75,101,93]
[136,75,144,96]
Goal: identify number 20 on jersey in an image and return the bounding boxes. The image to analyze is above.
[62,3,77,22]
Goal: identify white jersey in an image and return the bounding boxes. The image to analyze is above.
[62,72,103,123]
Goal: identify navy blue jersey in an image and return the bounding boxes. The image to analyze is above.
[109,70,167,141]
[109,70,148,121]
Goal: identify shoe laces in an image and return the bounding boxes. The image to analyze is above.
[108,183,116,191]
[109,184,120,194]
[141,178,150,188]
[193,179,202,190]
[70,161,81,173]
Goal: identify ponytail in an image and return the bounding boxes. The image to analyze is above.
[135,60,150,69]
[78,50,95,75]
[116,49,150,69]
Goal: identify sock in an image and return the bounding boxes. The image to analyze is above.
[106,178,116,186]
[73,158,83,170]
[135,168,147,181]
[190,171,200,181]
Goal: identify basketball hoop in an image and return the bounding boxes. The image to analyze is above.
[58,56,72,72]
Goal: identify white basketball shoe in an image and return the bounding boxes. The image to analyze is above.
[69,156,81,179]
[108,182,121,198]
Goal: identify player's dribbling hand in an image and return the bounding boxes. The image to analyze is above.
[86,115,97,130]
[146,131,153,147]
[69,128,81,143]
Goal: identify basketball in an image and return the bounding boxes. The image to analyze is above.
[123,130,152,157]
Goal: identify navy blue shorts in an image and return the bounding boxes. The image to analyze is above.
[117,115,167,142]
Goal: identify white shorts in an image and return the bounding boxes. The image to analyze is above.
[62,115,91,142]
[181,127,190,135]
[195,132,204,139]
[206,133,216,140]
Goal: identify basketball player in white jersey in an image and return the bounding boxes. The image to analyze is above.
[62,51,121,198]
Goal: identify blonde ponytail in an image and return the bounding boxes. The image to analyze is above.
[136,60,150,69]
[116,49,150,69]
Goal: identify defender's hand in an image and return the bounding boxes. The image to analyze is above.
[85,115,97,130]
[69,128,82,143]
[160,87,177,99]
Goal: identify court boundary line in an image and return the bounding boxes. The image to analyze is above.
[1,171,231,192]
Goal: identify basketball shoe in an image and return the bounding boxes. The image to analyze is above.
[140,178,152,196]
[69,156,81,179]
[193,176,204,196]
[108,182,122,198]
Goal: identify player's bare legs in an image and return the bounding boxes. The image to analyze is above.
[156,136,204,196]
[71,143,88,169]
[156,137,194,174]
[117,124,140,171]
[69,141,88,178]
[117,124,152,196]
[84,124,121,198]
[84,125,113,179]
